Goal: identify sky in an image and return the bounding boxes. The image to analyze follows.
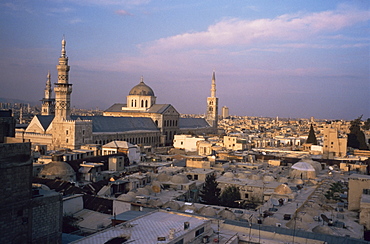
[0,0,369,120]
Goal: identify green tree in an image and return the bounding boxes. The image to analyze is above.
[219,186,241,208]
[347,116,369,150]
[306,123,317,145]
[199,174,220,205]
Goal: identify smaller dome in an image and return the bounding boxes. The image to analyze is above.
[117,194,135,202]
[223,172,234,178]
[163,201,180,210]
[129,77,155,96]
[39,160,75,182]
[171,175,189,184]
[274,184,292,194]
[157,172,171,182]
[137,188,150,195]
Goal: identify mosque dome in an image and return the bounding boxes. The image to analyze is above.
[129,77,155,96]
[39,160,76,182]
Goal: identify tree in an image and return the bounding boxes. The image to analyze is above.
[199,174,220,205]
[306,123,317,145]
[219,186,241,208]
[347,116,369,150]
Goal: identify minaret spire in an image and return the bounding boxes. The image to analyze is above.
[41,71,55,115]
[211,70,216,97]
[206,71,219,130]
[61,36,66,58]
[54,37,72,120]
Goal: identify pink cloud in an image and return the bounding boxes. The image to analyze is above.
[115,9,132,16]
[140,6,370,54]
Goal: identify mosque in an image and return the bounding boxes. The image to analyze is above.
[17,39,218,150]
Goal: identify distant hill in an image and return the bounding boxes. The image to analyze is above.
[0,97,38,106]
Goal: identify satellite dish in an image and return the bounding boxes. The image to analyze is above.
[152,185,160,193]
[321,214,329,223]
[328,166,334,171]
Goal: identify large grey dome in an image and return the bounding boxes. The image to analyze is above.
[129,78,154,96]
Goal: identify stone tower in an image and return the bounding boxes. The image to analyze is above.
[206,71,218,128]
[41,71,55,115]
[54,38,71,121]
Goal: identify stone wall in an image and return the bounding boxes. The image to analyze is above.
[31,190,62,244]
[0,142,33,243]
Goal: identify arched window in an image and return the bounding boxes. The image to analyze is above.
[209,107,213,112]
[145,100,148,107]
[141,100,144,107]
[155,120,158,126]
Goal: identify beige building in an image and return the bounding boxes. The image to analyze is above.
[322,124,347,159]
[348,174,370,211]
[223,136,247,151]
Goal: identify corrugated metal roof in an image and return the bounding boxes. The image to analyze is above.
[72,211,209,244]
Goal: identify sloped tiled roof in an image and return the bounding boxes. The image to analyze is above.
[179,118,211,129]
[104,103,175,115]
[31,115,159,133]
[36,115,54,130]
[104,103,126,112]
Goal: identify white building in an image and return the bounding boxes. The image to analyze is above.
[102,141,141,164]
[173,135,205,152]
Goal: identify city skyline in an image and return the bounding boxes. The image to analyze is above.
[0,0,369,120]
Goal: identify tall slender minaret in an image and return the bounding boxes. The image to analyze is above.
[54,38,72,120]
[41,71,54,115]
[206,71,218,128]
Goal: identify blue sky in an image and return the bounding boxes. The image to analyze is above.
[0,0,369,120]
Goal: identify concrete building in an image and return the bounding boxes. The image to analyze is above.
[223,136,247,151]
[222,106,229,119]
[348,174,370,211]
[173,134,205,152]
[102,141,140,164]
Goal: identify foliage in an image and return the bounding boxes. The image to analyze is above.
[347,116,368,150]
[363,118,370,130]
[306,123,317,145]
[199,174,220,205]
[219,186,241,208]
[324,181,345,201]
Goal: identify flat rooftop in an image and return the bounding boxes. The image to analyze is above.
[71,210,209,244]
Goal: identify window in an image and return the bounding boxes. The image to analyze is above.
[245,193,249,199]
[195,227,204,237]
[66,130,68,135]
[194,175,198,180]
